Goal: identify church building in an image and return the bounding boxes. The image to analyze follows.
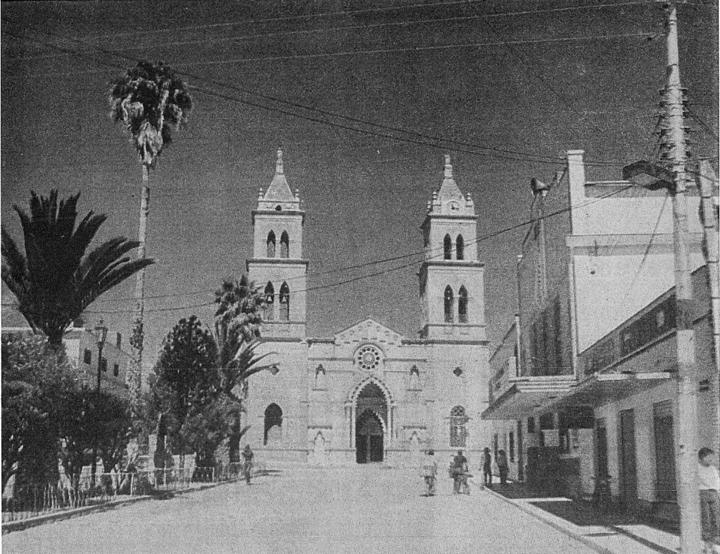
[244,150,491,466]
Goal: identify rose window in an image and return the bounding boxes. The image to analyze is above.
[357,345,382,371]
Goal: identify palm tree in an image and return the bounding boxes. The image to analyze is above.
[1,190,154,348]
[214,277,277,461]
[109,61,192,405]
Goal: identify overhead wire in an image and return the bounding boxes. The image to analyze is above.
[79,183,634,314]
[4,22,656,170]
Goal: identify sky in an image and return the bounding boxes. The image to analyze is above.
[2,0,718,369]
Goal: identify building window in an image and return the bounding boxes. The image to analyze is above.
[264,403,283,445]
[456,234,464,260]
[83,349,92,365]
[266,231,276,258]
[264,282,275,321]
[444,286,454,323]
[450,406,468,447]
[527,417,535,433]
[356,344,382,371]
[509,431,515,462]
[280,231,289,258]
[113,363,119,377]
[458,286,468,323]
[279,282,290,321]
[100,357,108,372]
[443,234,452,260]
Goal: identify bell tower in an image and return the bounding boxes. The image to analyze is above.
[419,155,486,341]
[247,149,308,339]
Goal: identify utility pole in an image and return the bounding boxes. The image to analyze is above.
[696,158,720,454]
[663,3,702,552]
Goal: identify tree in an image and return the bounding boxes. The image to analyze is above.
[150,316,218,466]
[1,190,154,348]
[56,389,132,489]
[1,334,76,491]
[109,61,192,407]
[213,277,276,461]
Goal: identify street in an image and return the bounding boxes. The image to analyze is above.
[3,466,593,554]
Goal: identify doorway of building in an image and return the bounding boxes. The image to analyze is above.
[653,401,676,501]
[619,409,638,510]
[356,410,383,463]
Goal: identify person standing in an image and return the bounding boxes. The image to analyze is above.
[497,449,509,486]
[698,447,720,548]
[241,444,254,485]
[452,450,470,495]
[482,447,493,487]
[421,450,438,496]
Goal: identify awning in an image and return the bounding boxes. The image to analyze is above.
[481,376,577,420]
[549,371,673,409]
[481,372,673,420]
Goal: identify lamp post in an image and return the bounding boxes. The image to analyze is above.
[622,4,701,551]
[90,319,108,488]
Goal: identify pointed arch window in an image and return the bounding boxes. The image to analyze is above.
[443,234,452,260]
[456,234,464,260]
[444,286,454,323]
[458,286,468,323]
[264,282,275,321]
[450,405,468,447]
[279,281,290,321]
[266,231,276,258]
[280,231,289,258]
[264,403,283,445]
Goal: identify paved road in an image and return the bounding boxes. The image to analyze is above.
[4,466,594,554]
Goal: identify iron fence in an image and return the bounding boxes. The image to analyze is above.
[2,461,262,524]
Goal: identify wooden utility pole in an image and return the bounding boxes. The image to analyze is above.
[663,3,702,551]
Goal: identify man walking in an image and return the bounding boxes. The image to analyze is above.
[482,447,493,487]
[421,450,438,496]
[452,450,470,495]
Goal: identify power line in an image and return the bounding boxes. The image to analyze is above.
[6,1,653,62]
[79,184,633,314]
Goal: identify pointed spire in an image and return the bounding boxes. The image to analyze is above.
[444,154,453,178]
[276,148,284,175]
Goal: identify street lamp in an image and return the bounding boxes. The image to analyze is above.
[90,319,108,488]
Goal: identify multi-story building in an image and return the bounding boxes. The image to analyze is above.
[1,308,131,398]
[244,150,491,465]
[483,149,717,520]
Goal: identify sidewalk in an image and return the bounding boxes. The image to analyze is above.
[470,479,720,554]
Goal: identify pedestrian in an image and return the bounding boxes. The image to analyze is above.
[482,447,492,487]
[497,449,509,486]
[451,450,470,495]
[698,447,720,548]
[421,450,438,496]
[241,444,254,485]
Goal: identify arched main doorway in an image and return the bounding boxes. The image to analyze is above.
[356,411,383,463]
[355,382,387,463]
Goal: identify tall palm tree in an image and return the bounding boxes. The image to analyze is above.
[109,61,192,405]
[1,190,154,348]
[214,277,277,461]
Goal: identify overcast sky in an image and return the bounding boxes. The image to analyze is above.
[2,0,718,368]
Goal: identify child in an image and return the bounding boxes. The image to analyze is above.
[699,447,720,548]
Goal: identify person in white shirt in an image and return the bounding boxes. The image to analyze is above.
[698,447,720,546]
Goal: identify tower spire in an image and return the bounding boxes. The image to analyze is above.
[276,148,284,175]
[444,154,453,178]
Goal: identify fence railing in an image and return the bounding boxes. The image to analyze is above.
[2,461,262,524]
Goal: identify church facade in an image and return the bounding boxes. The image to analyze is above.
[243,150,491,466]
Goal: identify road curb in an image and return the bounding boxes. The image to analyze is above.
[469,479,615,554]
[1,479,234,535]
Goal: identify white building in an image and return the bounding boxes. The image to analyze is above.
[244,151,491,466]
